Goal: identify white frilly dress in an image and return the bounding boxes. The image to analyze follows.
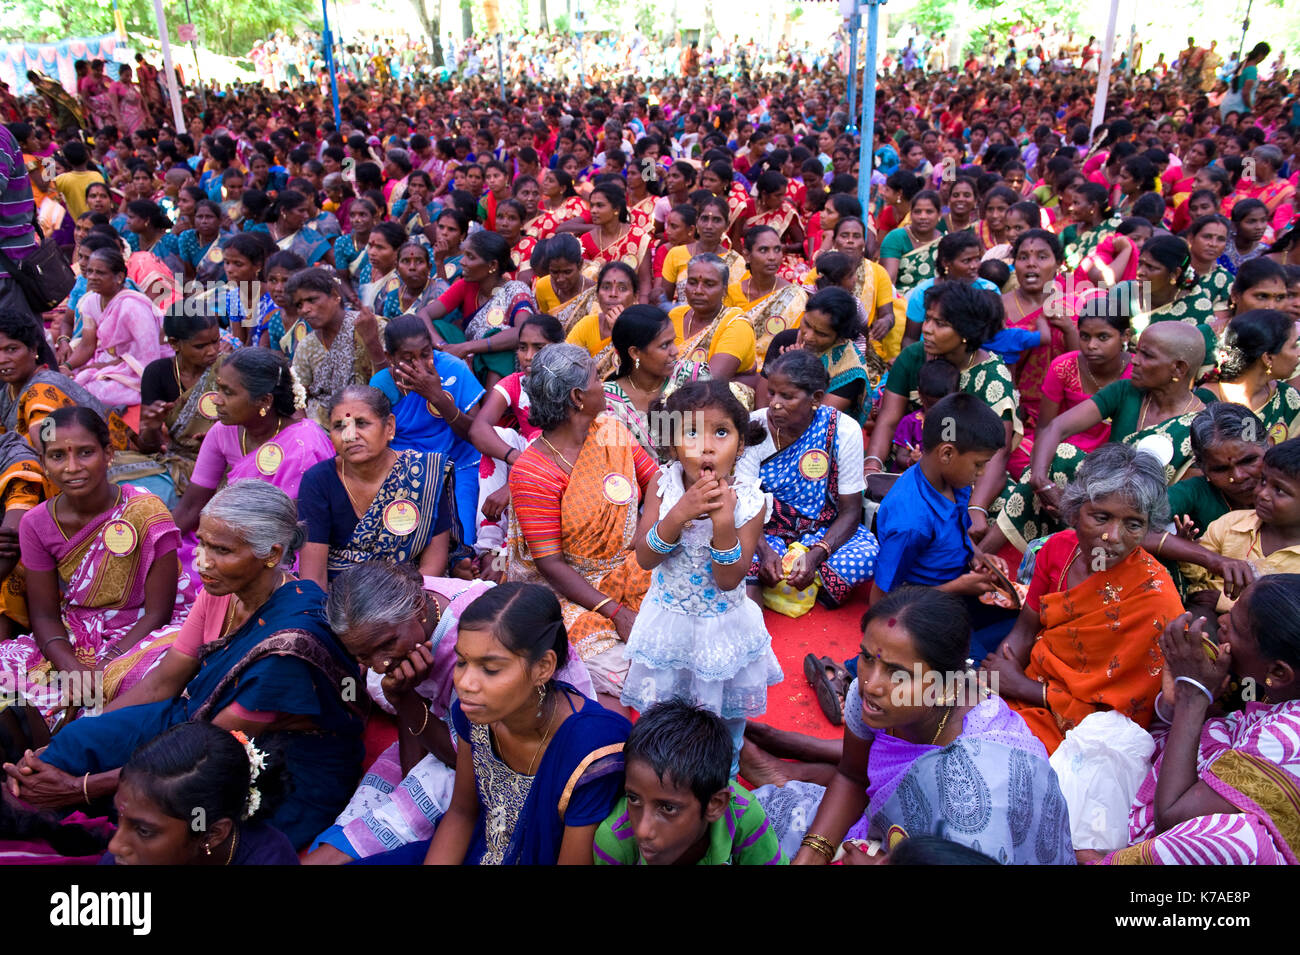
[620,462,784,720]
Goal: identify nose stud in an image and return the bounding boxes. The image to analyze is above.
[1101,533,1109,541]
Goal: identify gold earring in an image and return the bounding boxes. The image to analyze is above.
[204,843,212,856]
[1170,376,1179,384]
[259,406,269,417]
[536,683,546,717]
[1266,677,1273,686]
[266,560,277,567]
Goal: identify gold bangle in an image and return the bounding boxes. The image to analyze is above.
[800,834,836,861]
[447,405,462,425]
[591,596,613,615]
[811,540,831,559]
[1157,531,1169,556]
[1041,681,1049,710]
[83,772,91,805]
[407,705,431,736]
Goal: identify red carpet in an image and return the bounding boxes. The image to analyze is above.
[758,590,872,740]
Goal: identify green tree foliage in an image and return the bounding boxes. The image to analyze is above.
[0,0,323,57]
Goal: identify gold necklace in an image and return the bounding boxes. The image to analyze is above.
[1138,391,1197,431]
[540,434,576,471]
[930,705,953,745]
[224,826,239,865]
[338,450,396,516]
[239,415,287,456]
[525,691,559,776]
[51,485,123,542]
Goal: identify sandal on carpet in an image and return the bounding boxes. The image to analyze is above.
[803,653,849,726]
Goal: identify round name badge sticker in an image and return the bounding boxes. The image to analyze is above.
[486,308,506,328]
[602,473,634,506]
[103,520,138,556]
[691,348,707,362]
[383,499,420,536]
[1269,421,1288,446]
[799,449,830,480]
[198,392,220,420]
[427,400,442,418]
[256,441,284,476]
[293,323,308,343]
[766,316,786,335]
[206,244,223,263]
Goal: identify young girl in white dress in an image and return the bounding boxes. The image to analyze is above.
[622,380,783,774]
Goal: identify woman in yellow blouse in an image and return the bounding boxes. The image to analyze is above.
[654,196,745,307]
[565,262,662,379]
[532,234,597,333]
[803,217,902,361]
[667,254,757,383]
[729,224,808,362]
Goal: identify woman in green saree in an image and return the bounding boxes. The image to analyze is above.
[985,313,1209,554]
[1129,234,1219,366]
[1197,309,1300,445]
[878,189,945,295]
[864,281,1020,543]
[1060,182,1132,289]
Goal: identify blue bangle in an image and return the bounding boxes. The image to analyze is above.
[709,540,743,565]
[647,521,679,555]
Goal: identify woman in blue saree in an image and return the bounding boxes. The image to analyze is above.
[371,315,484,547]
[298,385,460,586]
[1,482,366,850]
[749,350,878,608]
[248,190,333,268]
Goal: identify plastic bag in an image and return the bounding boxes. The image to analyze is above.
[762,544,820,618]
[1048,711,1155,851]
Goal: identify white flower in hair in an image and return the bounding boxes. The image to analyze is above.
[244,787,262,820]
[289,365,308,412]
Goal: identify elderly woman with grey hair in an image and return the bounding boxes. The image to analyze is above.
[667,252,759,385]
[8,480,366,850]
[980,443,1187,754]
[1229,145,1296,236]
[304,562,594,863]
[505,343,660,709]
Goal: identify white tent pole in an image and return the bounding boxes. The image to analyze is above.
[152,0,186,131]
[1090,0,1121,136]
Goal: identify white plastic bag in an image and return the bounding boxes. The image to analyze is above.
[1048,711,1156,851]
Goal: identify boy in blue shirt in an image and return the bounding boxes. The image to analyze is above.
[871,392,1008,609]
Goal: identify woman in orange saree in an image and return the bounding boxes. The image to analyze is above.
[981,444,1185,754]
[506,344,658,709]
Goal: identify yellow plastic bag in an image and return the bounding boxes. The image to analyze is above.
[761,544,821,619]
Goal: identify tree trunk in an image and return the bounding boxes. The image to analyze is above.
[538,0,549,32]
[461,0,474,39]
[700,0,715,50]
[409,0,444,66]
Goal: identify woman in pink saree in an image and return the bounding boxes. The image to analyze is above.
[171,347,334,575]
[0,408,194,732]
[108,64,151,137]
[1002,230,1081,433]
[78,63,114,131]
[70,247,170,408]
[1101,576,1300,865]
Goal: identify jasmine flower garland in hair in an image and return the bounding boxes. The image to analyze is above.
[230,730,268,820]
